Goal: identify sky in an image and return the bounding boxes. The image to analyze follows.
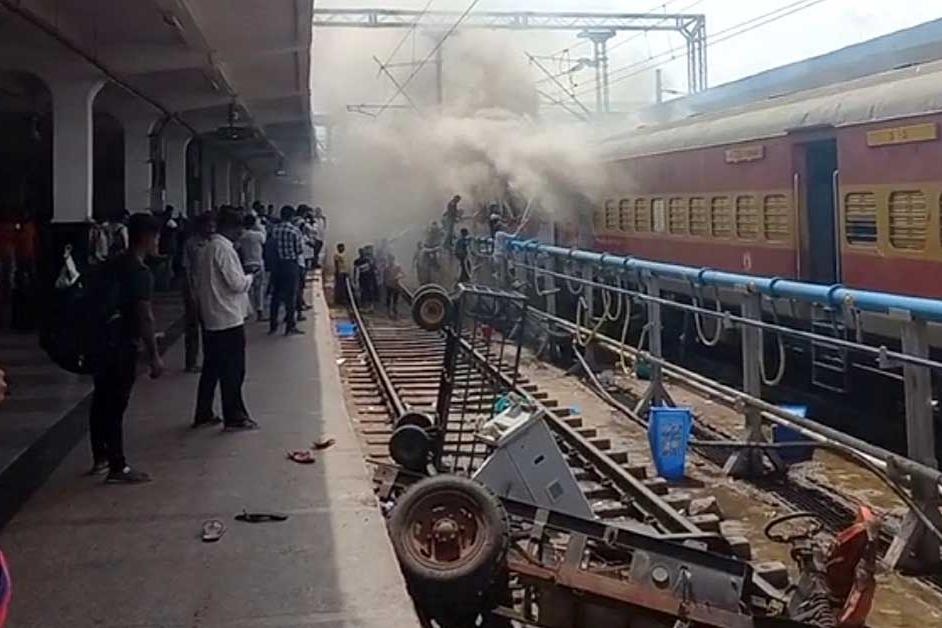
[311,0,942,115]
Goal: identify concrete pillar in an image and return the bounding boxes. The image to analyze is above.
[229,162,243,207]
[118,114,160,213]
[49,78,105,223]
[214,157,231,207]
[164,128,191,214]
[201,146,214,210]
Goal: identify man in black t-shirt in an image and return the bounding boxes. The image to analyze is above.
[88,213,164,484]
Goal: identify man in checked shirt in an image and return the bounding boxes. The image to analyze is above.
[267,205,305,336]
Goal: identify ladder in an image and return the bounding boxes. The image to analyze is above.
[810,307,850,394]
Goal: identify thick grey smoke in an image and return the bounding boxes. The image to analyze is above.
[310,29,609,253]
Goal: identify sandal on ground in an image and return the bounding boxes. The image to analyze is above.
[287,450,316,464]
[201,519,226,542]
[235,510,289,523]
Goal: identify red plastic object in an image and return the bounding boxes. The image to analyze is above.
[826,506,878,627]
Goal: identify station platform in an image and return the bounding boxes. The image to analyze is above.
[0,286,421,628]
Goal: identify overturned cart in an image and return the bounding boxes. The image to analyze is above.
[364,284,878,628]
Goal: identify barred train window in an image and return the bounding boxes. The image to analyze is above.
[604,199,618,231]
[844,192,877,246]
[689,197,708,236]
[711,196,732,238]
[634,198,651,232]
[763,195,790,242]
[668,198,687,234]
[618,199,632,232]
[735,195,759,240]
[888,190,927,251]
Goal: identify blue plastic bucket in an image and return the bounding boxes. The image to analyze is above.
[773,405,814,464]
[648,406,692,480]
[336,322,358,337]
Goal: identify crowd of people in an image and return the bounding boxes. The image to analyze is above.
[85,201,328,484]
[332,239,405,319]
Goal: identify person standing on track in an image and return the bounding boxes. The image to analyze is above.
[332,243,350,306]
[192,207,256,431]
[385,254,404,318]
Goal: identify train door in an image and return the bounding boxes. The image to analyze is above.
[799,139,840,283]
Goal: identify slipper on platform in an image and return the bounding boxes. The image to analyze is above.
[312,438,336,451]
[235,510,289,523]
[287,450,316,464]
[201,519,226,542]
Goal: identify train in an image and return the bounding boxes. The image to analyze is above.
[550,59,942,401]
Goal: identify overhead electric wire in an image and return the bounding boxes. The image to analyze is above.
[374,0,481,118]
[378,0,436,71]
[573,0,831,98]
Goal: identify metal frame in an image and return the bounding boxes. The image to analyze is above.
[499,235,942,571]
[312,8,709,105]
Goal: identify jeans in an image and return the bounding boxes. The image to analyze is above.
[296,265,308,311]
[90,345,138,471]
[312,239,324,269]
[183,282,200,370]
[195,325,249,425]
[270,260,300,331]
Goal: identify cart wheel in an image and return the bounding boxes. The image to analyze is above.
[389,475,510,610]
[412,286,452,332]
[396,412,433,430]
[389,424,431,472]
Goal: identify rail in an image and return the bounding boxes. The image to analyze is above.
[345,279,408,417]
[396,282,704,536]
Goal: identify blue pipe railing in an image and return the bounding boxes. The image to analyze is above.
[496,233,942,323]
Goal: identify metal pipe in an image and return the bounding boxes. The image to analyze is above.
[502,234,942,323]
[514,262,942,372]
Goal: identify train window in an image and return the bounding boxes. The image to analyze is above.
[763,194,790,242]
[888,190,927,250]
[618,199,632,232]
[845,192,878,246]
[668,197,687,234]
[652,198,667,233]
[735,195,759,240]
[634,198,651,232]
[711,196,732,238]
[604,199,618,231]
[689,197,708,236]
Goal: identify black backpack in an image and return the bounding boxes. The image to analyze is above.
[40,256,124,375]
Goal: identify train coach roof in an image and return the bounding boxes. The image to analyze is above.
[598,59,942,161]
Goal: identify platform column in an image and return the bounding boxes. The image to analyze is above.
[118,114,161,213]
[50,78,105,224]
[214,158,232,207]
[886,314,942,571]
[164,126,190,214]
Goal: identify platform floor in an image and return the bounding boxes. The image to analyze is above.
[0,286,420,628]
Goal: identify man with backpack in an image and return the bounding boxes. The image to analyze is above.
[88,213,165,484]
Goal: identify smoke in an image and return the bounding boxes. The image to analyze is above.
[310,29,608,255]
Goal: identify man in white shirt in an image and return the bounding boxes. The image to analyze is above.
[192,207,257,431]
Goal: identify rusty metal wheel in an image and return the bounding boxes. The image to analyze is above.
[412,286,452,332]
[389,475,509,610]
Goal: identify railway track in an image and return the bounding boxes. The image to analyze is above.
[333,288,792,585]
